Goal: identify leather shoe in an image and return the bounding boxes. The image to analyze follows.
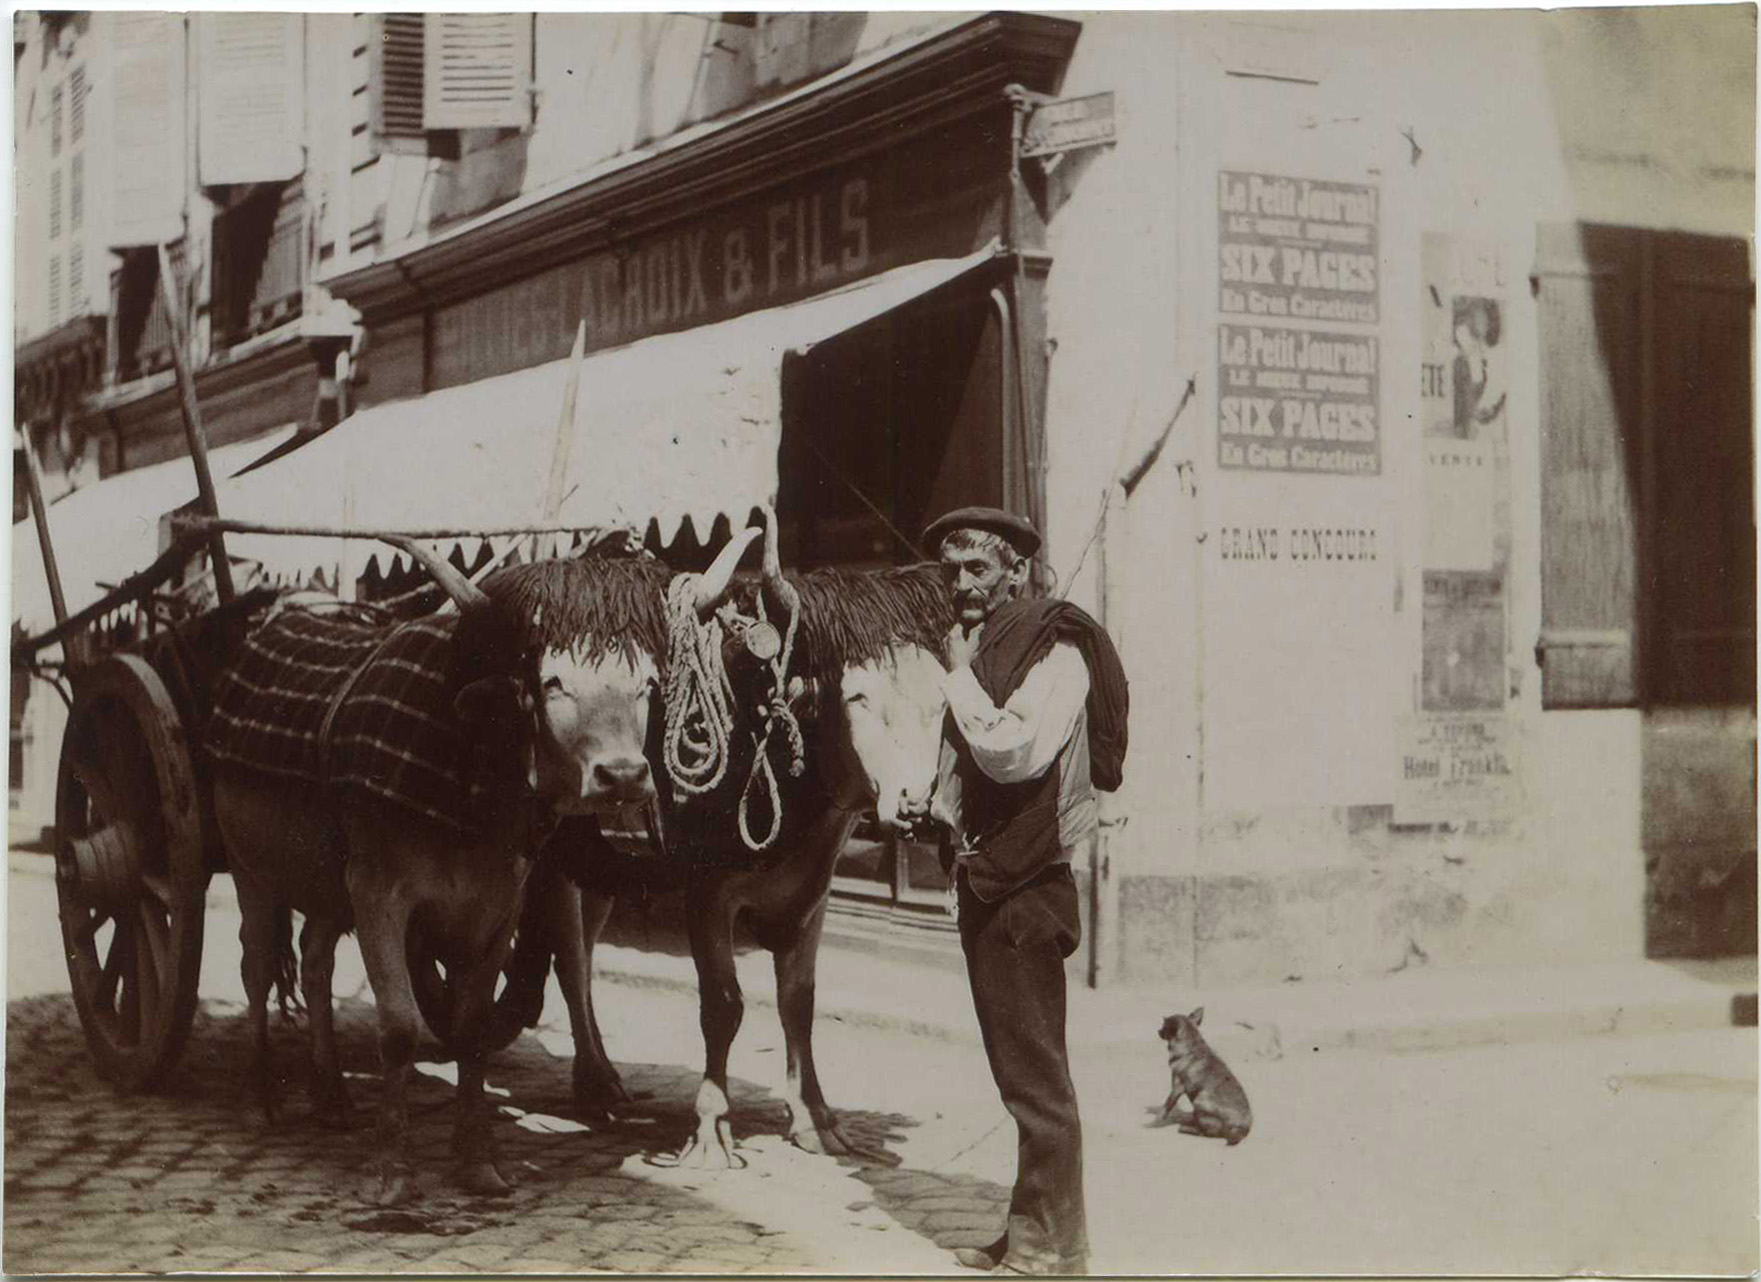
[999,1251,1088,1277]
[952,1235,1009,1271]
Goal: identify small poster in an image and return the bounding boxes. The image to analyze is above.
[1219,171,1380,324]
[1395,713,1522,823]
[1217,321,1380,475]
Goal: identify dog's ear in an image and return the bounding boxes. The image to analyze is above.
[1189,1006,1204,1026]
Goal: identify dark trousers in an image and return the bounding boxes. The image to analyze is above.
[957,862,1089,1269]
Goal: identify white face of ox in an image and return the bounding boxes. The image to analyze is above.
[837,645,948,830]
[533,647,659,818]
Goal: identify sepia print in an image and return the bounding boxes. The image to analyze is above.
[7,6,1756,1276]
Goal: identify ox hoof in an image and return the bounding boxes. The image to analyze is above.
[454,1159,515,1198]
[790,1121,852,1158]
[365,1165,417,1208]
[675,1119,746,1171]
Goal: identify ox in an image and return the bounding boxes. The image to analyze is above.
[554,552,956,1166]
[211,533,755,1204]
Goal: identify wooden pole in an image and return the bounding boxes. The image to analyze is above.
[155,241,235,604]
[537,321,587,559]
[17,427,85,667]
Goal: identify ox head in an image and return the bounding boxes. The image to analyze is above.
[390,531,757,821]
[753,529,951,832]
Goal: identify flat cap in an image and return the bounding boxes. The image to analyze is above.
[922,506,1041,558]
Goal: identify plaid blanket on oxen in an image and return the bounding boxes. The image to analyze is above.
[207,606,505,834]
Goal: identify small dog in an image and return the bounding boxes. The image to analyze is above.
[1152,1007,1252,1145]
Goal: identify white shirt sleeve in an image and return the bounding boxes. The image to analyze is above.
[942,641,1090,785]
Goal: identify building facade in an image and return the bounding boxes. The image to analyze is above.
[14,10,1755,983]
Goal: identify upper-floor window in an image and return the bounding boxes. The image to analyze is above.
[70,154,83,232]
[49,169,62,240]
[50,84,63,156]
[48,255,62,327]
[69,244,83,314]
[368,12,532,153]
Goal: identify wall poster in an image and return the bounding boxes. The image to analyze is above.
[1218,170,1381,475]
[1398,233,1517,823]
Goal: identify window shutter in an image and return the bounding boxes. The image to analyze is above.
[370,13,426,151]
[197,12,304,186]
[49,169,62,240]
[70,244,83,313]
[423,13,530,130]
[1535,224,1642,708]
[70,153,82,231]
[1649,233,1755,704]
[48,255,62,326]
[107,10,186,249]
[69,65,85,144]
[51,83,62,156]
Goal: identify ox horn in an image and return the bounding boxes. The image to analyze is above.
[382,534,490,612]
[692,523,764,618]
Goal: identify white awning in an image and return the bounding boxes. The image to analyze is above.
[10,428,299,635]
[215,246,1002,583]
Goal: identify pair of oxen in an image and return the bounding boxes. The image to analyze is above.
[213,520,954,1205]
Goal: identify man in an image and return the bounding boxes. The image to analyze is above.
[900,506,1129,1278]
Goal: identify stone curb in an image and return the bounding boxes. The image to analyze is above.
[589,944,1757,1064]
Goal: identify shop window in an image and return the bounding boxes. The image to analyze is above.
[778,278,1007,917]
[1536,224,1755,708]
[211,178,307,348]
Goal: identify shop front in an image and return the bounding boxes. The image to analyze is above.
[233,12,1083,937]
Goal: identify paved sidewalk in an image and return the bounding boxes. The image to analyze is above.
[592,917,1758,1064]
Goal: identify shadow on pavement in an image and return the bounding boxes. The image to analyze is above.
[5,990,1008,1272]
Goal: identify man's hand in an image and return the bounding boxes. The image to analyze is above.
[894,790,932,841]
[946,622,981,671]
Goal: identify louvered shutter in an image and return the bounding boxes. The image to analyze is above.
[370,13,426,151]
[198,12,304,186]
[49,169,62,240]
[107,10,186,248]
[1535,224,1642,708]
[70,244,83,312]
[69,153,82,231]
[423,13,530,130]
[69,66,85,143]
[51,84,62,156]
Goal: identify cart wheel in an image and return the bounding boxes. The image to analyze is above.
[407,917,550,1055]
[55,653,209,1091]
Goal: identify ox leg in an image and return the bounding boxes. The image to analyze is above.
[300,913,352,1127]
[775,894,853,1157]
[350,878,421,1207]
[563,886,628,1119]
[449,941,519,1196]
[676,886,744,1170]
[234,872,282,1125]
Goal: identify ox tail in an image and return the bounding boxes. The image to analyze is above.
[273,905,304,1020]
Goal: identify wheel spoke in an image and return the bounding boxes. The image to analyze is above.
[138,901,172,1003]
[94,918,124,1009]
[116,920,141,1041]
[134,906,162,1047]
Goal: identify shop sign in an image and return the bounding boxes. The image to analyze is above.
[1021,92,1116,158]
[1217,320,1379,475]
[433,166,880,387]
[1218,170,1379,324]
[1394,713,1521,823]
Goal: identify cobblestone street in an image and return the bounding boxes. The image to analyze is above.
[6,855,1756,1276]
[5,987,1010,1274]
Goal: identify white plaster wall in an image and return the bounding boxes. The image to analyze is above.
[1033,10,1748,977]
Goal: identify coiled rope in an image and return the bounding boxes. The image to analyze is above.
[661,574,805,853]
